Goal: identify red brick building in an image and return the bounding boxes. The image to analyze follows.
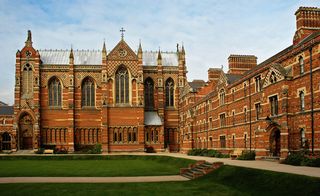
[1,6,319,158]
[1,29,186,152]
[179,7,320,158]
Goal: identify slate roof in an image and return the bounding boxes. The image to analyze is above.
[0,106,14,115]
[226,74,242,84]
[39,50,179,66]
[0,101,8,106]
[142,51,179,66]
[188,80,206,91]
[144,111,162,126]
[39,50,102,65]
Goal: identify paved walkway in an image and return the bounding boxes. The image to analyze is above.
[0,176,188,184]
[1,152,320,183]
[162,153,320,178]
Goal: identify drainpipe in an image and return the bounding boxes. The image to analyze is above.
[249,78,252,151]
[309,47,314,154]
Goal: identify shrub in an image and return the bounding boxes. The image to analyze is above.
[75,144,102,154]
[237,150,256,160]
[187,148,229,158]
[88,144,102,154]
[34,148,45,154]
[284,152,305,166]
[54,147,68,154]
[144,146,155,153]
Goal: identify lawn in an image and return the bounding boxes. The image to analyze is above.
[0,165,319,196]
[0,155,195,177]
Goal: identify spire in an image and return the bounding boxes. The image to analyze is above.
[69,46,74,64]
[176,43,179,53]
[25,30,33,47]
[157,48,162,66]
[102,40,107,55]
[181,43,185,55]
[157,48,162,60]
[138,40,142,53]
[69,47,74,58]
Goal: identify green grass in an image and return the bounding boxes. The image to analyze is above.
[0,165,319,196]
[0,155,195,177]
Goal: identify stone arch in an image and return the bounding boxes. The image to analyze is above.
[269,127,281,157]
[18,112,34,150]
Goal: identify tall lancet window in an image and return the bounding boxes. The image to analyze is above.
[144,77,154,110]
[48,77,62,107]
[165,78,174,107]
[22,63,33,96]
[116,65,129,104]
[82,77,95,107]
[299,56,304,74]
[299,91,305,111]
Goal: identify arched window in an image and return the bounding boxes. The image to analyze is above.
[299,56,304,74]
[219,89,225,105]
[116,65,129,104]
[165,78,174,107]
[81,77,95,107]
[269,72,277,84]
[22,64,33,96]
[299,91,305,111]
[48,77,62,107]
[144,78,154,110]
[243,83,247,97]
[1,132,11,150]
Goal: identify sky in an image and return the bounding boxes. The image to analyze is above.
[0,0,319,105]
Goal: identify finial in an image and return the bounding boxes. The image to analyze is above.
[176,43,179,52]
[25,30,33,47]
[120,27,125,40]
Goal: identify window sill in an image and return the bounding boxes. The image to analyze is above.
[81,106,97,110]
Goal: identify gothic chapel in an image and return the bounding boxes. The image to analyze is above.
[12,30,186,152]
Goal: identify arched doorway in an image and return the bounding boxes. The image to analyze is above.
[19,113,34,150]
[269,128,281,156]
[1,132,11,150]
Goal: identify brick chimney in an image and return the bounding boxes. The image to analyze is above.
[227,55,257,75]
[293,7,320,45]
[208,68,222,82]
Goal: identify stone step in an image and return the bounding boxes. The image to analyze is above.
[181,172,193,179]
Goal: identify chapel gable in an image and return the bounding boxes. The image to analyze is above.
[107,39,138,61]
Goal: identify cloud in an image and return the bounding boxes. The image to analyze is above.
[0,0,319,104]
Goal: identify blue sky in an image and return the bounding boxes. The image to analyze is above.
[0,0,319,105]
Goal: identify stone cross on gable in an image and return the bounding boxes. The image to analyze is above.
[120,27,125,39]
